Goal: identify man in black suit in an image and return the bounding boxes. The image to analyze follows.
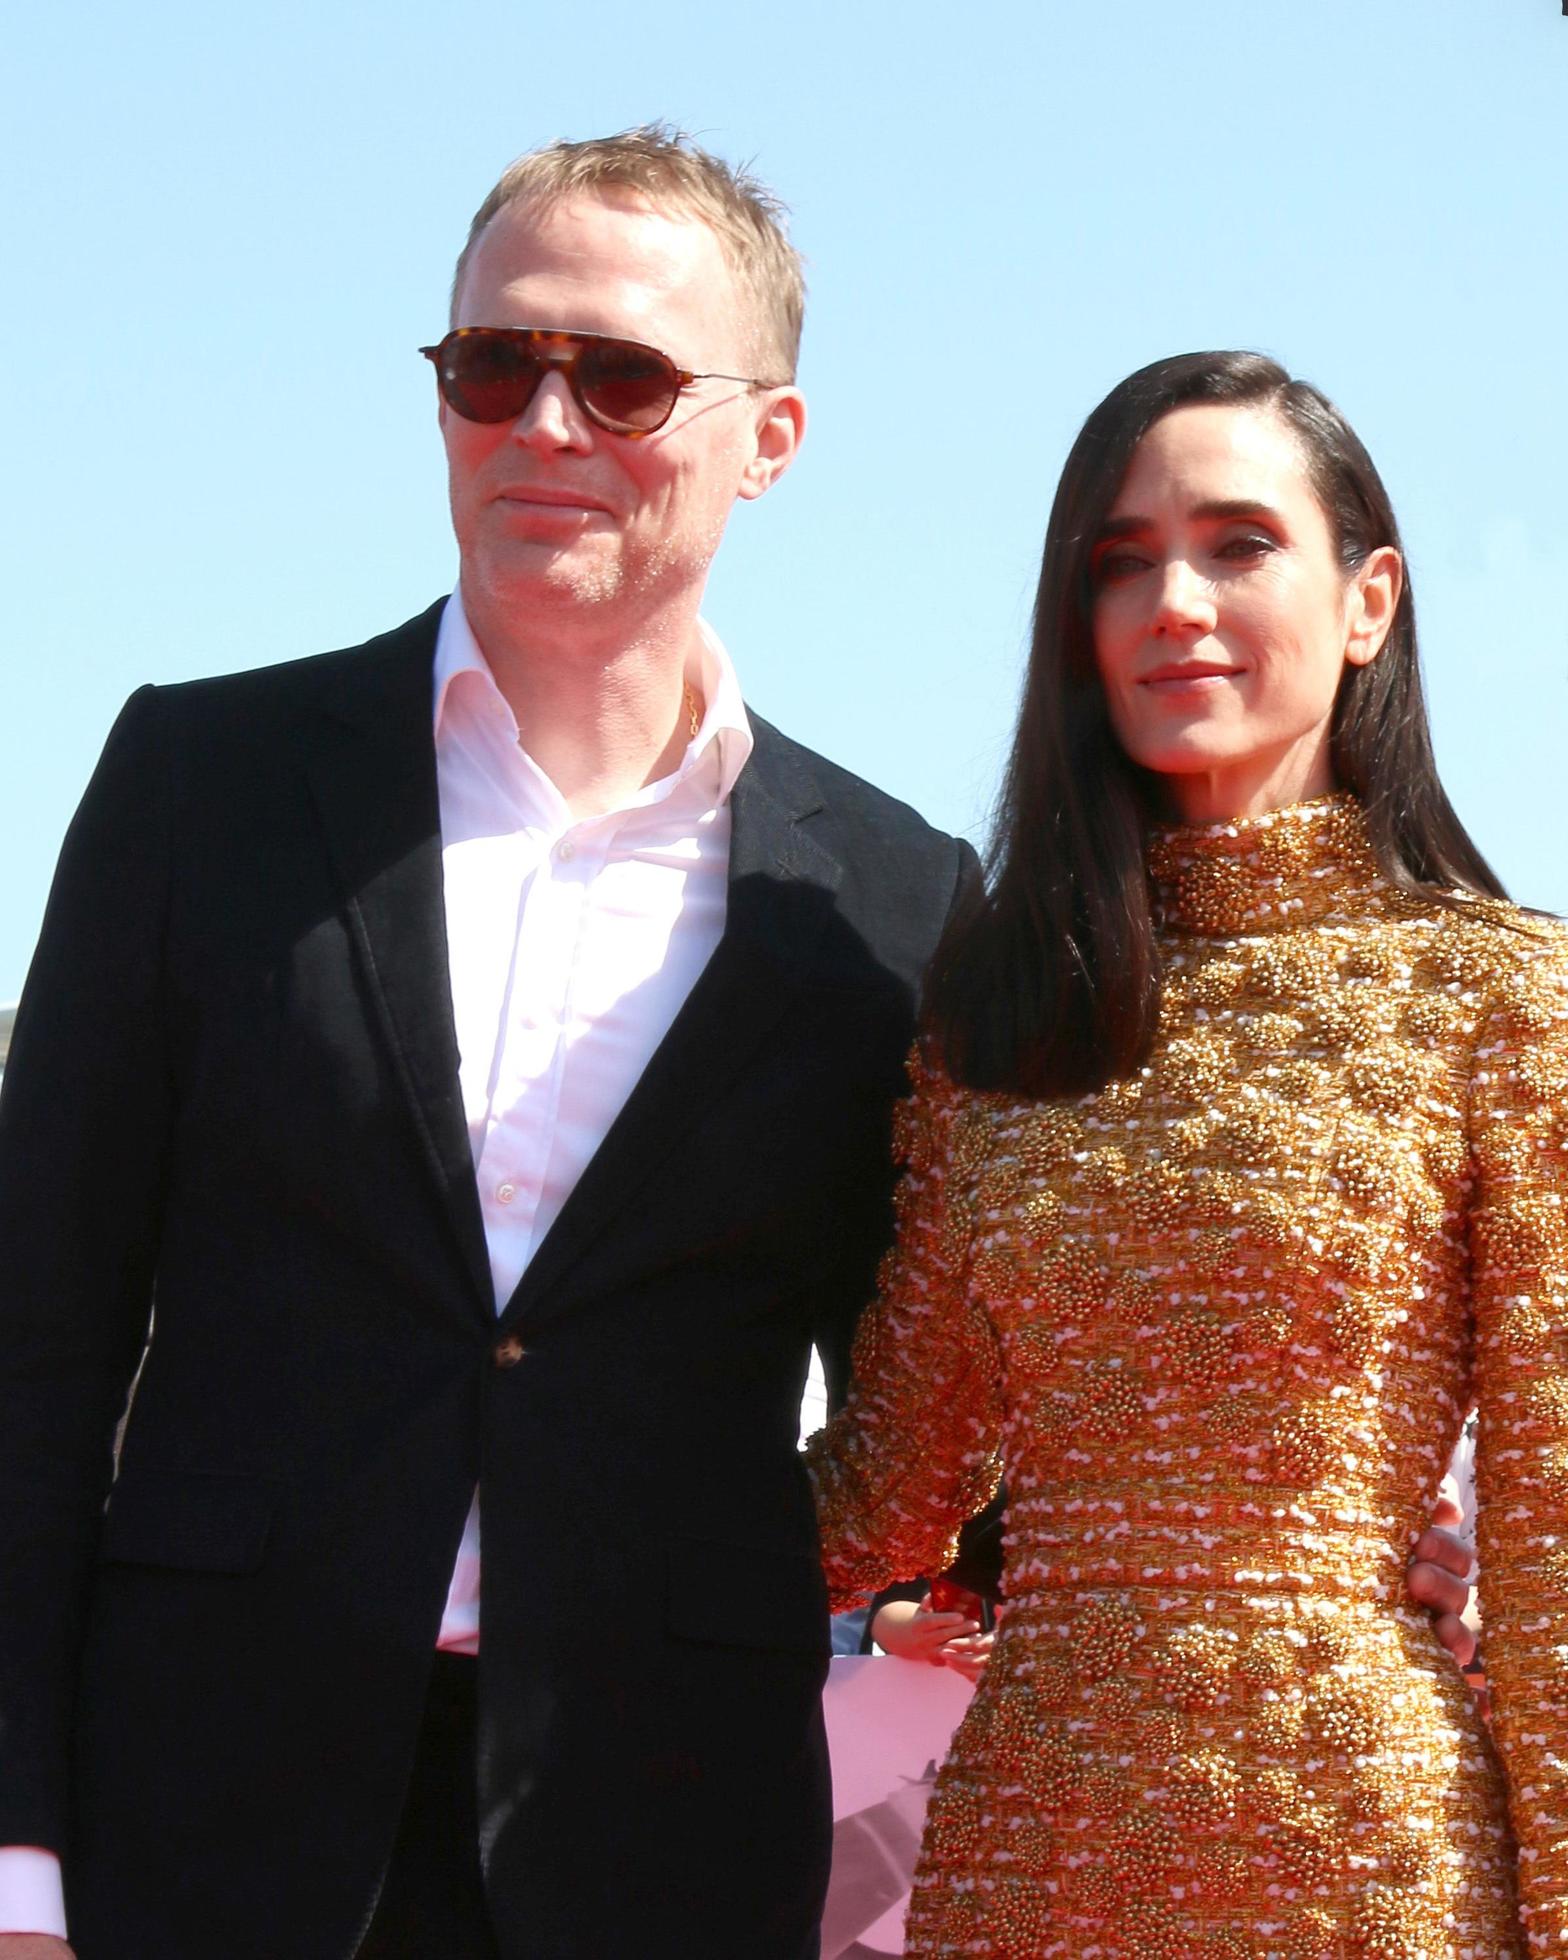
[0,128,972,1960]
[0,127,1477,1960]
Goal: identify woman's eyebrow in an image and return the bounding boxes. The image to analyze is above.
[1095,513,1152,543]
[1095,500,1285,543]
[1190,497,1286,524]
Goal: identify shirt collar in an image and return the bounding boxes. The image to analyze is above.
[432,587,753,806]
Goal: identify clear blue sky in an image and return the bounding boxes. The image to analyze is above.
[4,0,1564,1002]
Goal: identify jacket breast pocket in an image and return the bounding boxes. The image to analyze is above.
[99,1466,275,1574]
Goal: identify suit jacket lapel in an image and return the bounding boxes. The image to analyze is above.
[508,719,843,1326]
[302,604,494,1320]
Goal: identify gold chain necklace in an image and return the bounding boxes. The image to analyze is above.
[684,681,700,741]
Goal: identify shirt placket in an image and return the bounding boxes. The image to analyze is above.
[476,814,612,1306]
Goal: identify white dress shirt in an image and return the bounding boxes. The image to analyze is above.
[0,590,752,1937]
[432,587,751,1648]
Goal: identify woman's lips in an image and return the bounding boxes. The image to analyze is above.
[1139,665,1242,691]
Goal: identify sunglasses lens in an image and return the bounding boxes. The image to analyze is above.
[439,333,539,423]
[578,339,680,432]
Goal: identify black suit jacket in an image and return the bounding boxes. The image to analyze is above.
[0,601,974,1960]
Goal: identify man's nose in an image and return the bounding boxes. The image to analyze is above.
[1152,559,1218,636]
[510,369,593,454]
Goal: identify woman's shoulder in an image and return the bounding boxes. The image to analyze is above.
[902,1037,996,1105]
[895,1039,1027,1170]
[1414,895,1568,995]
[893,1040,958,1171]
[1412,902,1568,1078]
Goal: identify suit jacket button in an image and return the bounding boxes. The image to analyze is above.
[493,1335,526,1368]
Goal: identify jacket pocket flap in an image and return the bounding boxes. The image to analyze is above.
[100,1468,274,1573]
[665,1534,829,1656]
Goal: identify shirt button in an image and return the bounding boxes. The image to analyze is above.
[557,838,575,860]
[493,1335,526,1369]
[496,1181,516,1205]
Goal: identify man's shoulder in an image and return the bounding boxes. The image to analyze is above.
[145,600,446,735]
[746,712,965,860]
[741,716,977,956]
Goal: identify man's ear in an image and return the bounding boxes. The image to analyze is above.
[1345,545,1403,665]
[738,387,806,501]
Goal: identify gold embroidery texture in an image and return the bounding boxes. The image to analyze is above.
[805,796,1568,1958]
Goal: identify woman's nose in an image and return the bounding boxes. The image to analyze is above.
[1152,558,1218,636]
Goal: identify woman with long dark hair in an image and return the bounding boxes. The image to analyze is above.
[807,351,1567,1957]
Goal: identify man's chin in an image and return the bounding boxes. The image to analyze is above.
[468,551,625,617]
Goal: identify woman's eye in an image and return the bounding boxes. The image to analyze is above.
[1094,551,1150,585]
[1216,533,1277,561]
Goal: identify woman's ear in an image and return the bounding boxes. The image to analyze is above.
[1345,546,1403,666]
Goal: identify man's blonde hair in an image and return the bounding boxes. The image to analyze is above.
[450,123,805,378]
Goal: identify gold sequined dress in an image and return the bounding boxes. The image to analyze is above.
[806,797,1568,1959]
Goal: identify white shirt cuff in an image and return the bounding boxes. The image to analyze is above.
[0,1846,68,1937]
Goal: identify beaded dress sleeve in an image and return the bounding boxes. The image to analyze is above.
[1469,925,1568,1954]
[804,1048,1005,1612]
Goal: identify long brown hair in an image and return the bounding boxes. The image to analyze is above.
[925,350,1506,1099]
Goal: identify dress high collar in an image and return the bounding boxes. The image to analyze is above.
[1148,794,1386,936]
